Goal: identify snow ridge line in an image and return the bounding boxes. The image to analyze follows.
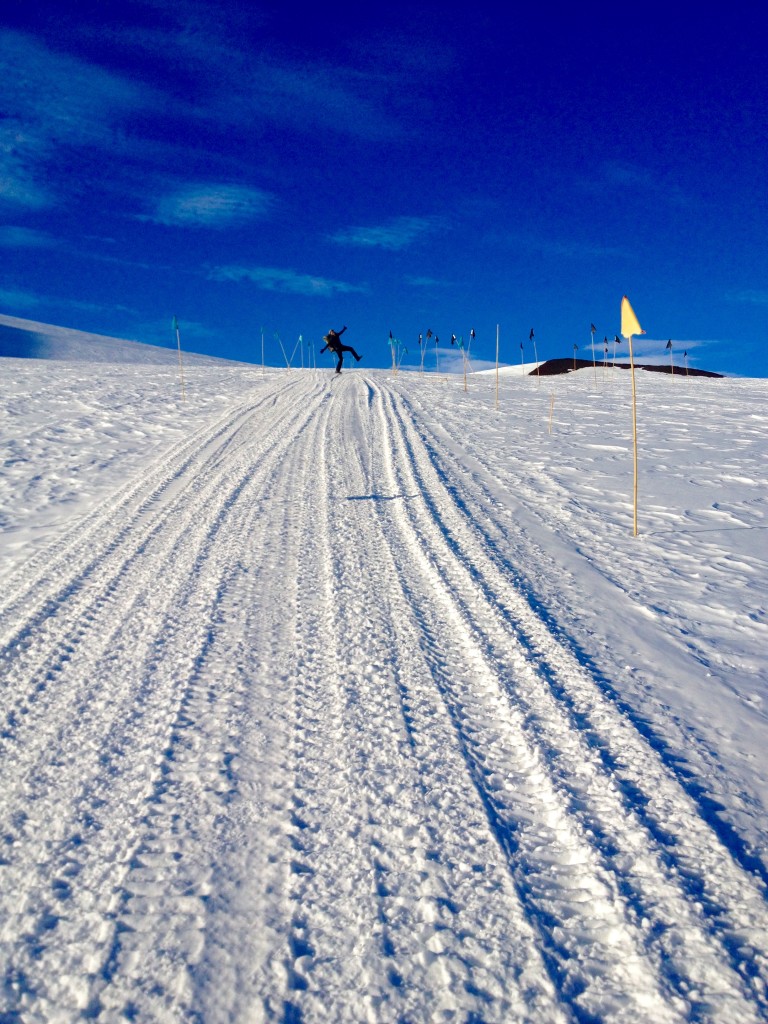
[377,381,768,1021]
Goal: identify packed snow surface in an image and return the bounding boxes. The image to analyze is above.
[0,359,766,1023]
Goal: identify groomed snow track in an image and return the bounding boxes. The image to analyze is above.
[1,372,766,1023]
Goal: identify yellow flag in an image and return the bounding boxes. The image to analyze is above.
[621,295,645,339]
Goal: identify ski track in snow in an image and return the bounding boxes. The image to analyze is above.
[0,372,766,1023]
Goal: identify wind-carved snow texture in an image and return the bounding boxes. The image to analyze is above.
[0,364,766,1023]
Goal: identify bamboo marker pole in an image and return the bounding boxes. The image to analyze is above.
[548,393,555,434]
[530,329,540,386]
[261,326,265,375]
[465,328,475,393]
[276,332,291,368]
[289,335,301,367]
[495,324,500,410]
[666,339,674,375]
[396,340,408,373]
[528,329,540,385]
[172,316,186,402]
[621,295,645,537]
[590,323,597,386]
[629,333,639,536]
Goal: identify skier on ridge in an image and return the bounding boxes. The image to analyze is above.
[320,325,362,375]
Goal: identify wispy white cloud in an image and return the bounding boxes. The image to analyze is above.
[492,224,622,259]
[145,184,276,228]
[529,236,623,259]
[0,287,43,311]
[209,265,367,296]
[726,289,768,306]
[133,316,217,343]
[0,286,136,316]
[620,337,712,363]
[90,19,405,141]
[402,350,484,375]
[0,226,58,248]
[331,216,441,250]
[583,160,695,209]
[406,275,454,289]
[0,30,149,209]
[0,163,50,209]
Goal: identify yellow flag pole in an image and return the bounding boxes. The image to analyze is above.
[621,296,645,537]
[628,332,639,536]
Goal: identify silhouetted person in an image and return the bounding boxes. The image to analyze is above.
[321,325,361,374]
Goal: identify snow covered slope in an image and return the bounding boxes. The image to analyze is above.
[0,362,766,1022]
[0,313,243,365]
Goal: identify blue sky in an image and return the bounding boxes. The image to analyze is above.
[2,1,767,375]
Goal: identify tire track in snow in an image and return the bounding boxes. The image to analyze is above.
[0,376,325,1020]
[405,381,768,892]
[96,405,317,1022]
[281,377,567,1023]
[278,377,387,1022]
[373,380,768,1023]
[0,380,306,753]
[395,384,768,991]
[0,382,309,831]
